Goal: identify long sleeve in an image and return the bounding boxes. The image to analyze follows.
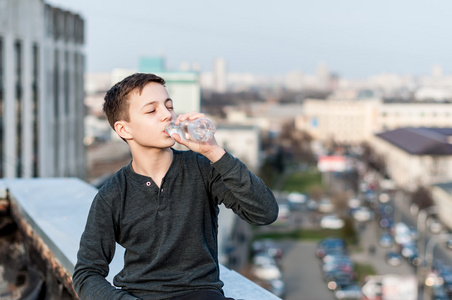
[209,151,278,225]
[72,193,139,300]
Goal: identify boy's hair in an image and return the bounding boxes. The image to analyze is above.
[103,73,166,129]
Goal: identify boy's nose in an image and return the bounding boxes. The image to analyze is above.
[161,108,173,121]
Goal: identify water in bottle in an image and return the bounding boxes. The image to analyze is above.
[166,118,216,142]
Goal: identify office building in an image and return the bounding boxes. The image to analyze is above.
[370,128,452,192]
[0,0,85,178]
[297,99,452,144]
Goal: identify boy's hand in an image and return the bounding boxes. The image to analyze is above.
[171,113,226,163]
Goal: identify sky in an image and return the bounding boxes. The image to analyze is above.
[47,0,452,79]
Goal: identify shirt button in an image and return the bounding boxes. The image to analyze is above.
[161,188,164,192]
[146,182,151,186]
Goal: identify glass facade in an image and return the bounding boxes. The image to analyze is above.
[1,2,85,179]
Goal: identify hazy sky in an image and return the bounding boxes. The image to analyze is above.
[47,0,452,78]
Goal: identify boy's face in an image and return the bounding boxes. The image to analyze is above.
[117,82,177,149]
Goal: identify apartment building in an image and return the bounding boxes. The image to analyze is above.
[0,0,85,178]
[370,128,452,192]
[297,98,452,144]
[215,124,261,173]
[296,99,379,144]
[431,182,452,230]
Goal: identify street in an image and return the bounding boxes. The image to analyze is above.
[255,170,452,300]
[276,212,414,300]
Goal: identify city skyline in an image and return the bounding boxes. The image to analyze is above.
[47,0,452,78]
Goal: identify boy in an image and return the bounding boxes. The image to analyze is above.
[72,73,278,300]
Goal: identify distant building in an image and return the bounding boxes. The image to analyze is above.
[213,58,227,93]
[297,99,452,144]
[215,124,261,173]
[0,0,86,178]
[160,72,201,114]
[84,57,201,143]
[139,56,201,114]
[296,99,380,144]
[431,182,452,230]
[370,128,452,191]
[224,103,304,138]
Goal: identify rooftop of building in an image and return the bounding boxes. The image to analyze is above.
[0,178,280,299]
[375,127,452,155]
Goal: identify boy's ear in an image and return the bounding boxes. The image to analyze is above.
[114,120,132,140]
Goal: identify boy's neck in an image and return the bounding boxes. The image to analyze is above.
[130,147,173,187]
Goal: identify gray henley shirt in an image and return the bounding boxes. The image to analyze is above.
[72,150,278,300]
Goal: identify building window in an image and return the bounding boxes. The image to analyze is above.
[74,52,83,176]
[64,51,69,116]
[64,50,69,176]
[32,44,39,177]
[53,49,59,175]
[15,40,23,177]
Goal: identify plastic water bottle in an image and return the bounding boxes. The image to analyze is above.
[166,118,216,142]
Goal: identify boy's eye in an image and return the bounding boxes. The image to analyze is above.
[147,110,155,114]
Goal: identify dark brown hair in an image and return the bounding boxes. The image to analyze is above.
[103,73,166,129]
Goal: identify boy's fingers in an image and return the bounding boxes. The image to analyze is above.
[176,112,205,124]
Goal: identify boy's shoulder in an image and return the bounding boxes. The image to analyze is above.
[96,163,130,196]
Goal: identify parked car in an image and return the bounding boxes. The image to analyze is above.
[379,216,394,230]
[287,192,306,210]
[267,279,286,298]
[440,272,452,297]
[394,222,414,246]
[334,284,362,300]
[385,251,402,267]
[252,239,283,259]
[401,243,420,266]
[351,206,374,222]
[316,237,347,259]
[318,198,335,213]
[322,255,354,274]
[379,232,394,248]
[325,271,355,291]
[320,215,345,230]
[445,239,452,250]
[431,284,449,300]
[277,203,291,223]
[251,254,281,280]
[306,199,318,211]
[348,198,361,209]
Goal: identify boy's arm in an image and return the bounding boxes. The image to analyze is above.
[171,113,277,224]
[210,151,279,225]
[72,194,139,300]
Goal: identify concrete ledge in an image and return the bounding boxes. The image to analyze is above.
[0,178,280,299]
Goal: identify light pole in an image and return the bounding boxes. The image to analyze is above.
[422,233,452,300]
[417,206,438,298]
[418,207,438,262]
[393,190,404,223]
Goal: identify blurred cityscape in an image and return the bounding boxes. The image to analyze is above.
[2,1,452,300]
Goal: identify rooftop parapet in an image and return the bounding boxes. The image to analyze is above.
[0,178,280,299]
